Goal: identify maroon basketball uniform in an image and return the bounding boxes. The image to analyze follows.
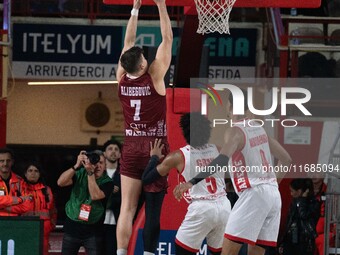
[118,72,169,192]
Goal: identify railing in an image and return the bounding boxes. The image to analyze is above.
[325,125,340,255]
[267,9,340,77]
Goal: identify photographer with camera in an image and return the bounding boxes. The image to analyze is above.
[57,150,114,255]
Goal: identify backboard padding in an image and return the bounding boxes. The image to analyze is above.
[103,0,321,8]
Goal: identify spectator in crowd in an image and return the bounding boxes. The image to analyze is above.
[279,178,319,255]
[0,147,33,216]
[312,174,335,255]
[103,139,122,255]
[57,150,113,255]
[22,161,57,255]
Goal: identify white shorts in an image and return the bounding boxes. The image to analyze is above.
[224,184,281,247]
[176,196,231,252]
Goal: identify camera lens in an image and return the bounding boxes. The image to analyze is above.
[85,152,100,165]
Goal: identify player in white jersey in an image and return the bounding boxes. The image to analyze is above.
[229,121,278,194]
[180,144,227,202]
[174,90,292,255]
[142,112,231,255]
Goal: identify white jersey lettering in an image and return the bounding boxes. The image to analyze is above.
[230,121,278,195]
[179,144,226,203]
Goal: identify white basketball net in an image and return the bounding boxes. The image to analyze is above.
[194,0,237,34]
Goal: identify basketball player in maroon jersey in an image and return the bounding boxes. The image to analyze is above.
[115,0,173,254]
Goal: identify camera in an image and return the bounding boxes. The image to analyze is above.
[85,152,100,165]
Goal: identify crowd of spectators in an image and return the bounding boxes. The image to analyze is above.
[0,138,123,255]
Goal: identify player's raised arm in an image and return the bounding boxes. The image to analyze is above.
[116,0,141,82]
[148,0,173,95]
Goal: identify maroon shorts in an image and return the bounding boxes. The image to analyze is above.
[120,137,169,193]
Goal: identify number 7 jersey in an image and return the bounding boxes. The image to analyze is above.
[118,72,167,138]
[179,144,226,203]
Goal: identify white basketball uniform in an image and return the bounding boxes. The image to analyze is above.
[225,120,281,247]
[175,144,231,252]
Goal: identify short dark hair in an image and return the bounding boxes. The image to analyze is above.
[0,147,14,159]
[290,178,314,198]
[180,112,212,148]
[23,161,49,202]
[103,139,122,152]
[120,46,144,74]
[228,88,249,112]
[23,160,45,183]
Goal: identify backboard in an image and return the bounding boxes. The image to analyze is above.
[103,0,321,8]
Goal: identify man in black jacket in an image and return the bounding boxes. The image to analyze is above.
[280,178,319,255]
[102,139,122,255]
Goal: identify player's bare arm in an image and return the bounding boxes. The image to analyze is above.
[157,151,183,176]
[268,136,292,182]
[148,0,173,96]
[116,0,141,82]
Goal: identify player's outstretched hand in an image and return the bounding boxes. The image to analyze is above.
[173,182,193,201]
[149,138,165,159]
[133,0,141,9]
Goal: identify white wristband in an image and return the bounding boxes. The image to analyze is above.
[131,8,139,16]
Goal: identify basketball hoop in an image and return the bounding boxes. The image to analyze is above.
[194,0,237,34]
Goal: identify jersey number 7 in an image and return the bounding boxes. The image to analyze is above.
[130,99,141,121]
